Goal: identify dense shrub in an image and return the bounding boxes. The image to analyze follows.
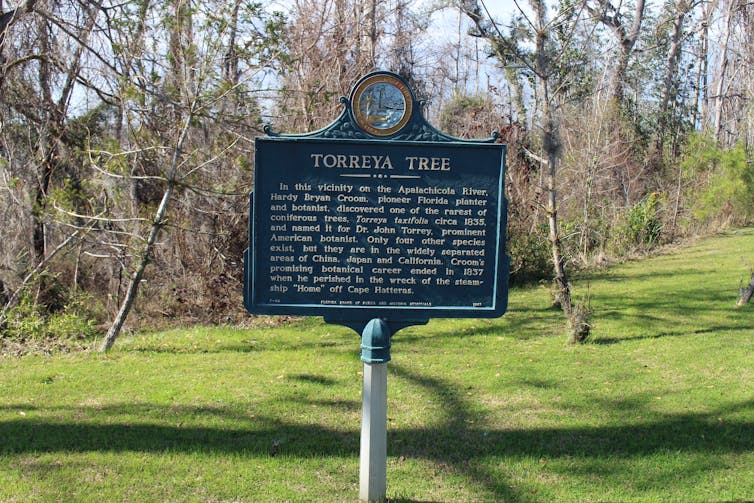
[681,133,754,228]
[1,288,101,354]
[507,226,552,285]
[439,93,501,139]
[619,192,664,250]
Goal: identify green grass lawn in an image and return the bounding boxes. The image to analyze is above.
[2,229,753,502]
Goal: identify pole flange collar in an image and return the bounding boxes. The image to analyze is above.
[360,318,391,364]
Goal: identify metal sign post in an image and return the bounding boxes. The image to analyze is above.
[244,71,509,501]
[359,319,391,502]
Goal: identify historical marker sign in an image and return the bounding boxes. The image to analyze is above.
[244,72,508,325]
[243,71,509,503]
[246,138,507,320]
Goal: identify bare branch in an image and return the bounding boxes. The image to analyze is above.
[51,201,149,223]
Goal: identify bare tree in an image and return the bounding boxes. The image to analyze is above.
[100,104,195,351]
[277,0,435,132]
[690,0,713,129]
[0,0,102,310]
[712,0,737,142]
[461,0,594,342]
[710,0,754,146]
[587,0,647,107]
[657,1,698,149]
[560,97,645,262]
[462,3,529,124]
[97,0,276,349]
[0,0,282,346]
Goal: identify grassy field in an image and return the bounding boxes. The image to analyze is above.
[1,229,753,502]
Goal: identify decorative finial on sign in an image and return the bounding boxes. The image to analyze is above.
[263,124,279,137]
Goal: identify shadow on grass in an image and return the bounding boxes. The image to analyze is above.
[591,325,747,345]
[126,338,351,355]
[2,363,753,500]
[395,305,563,346]
[288,373,338,386]
[3,412,751,494]
[583,265,718,285]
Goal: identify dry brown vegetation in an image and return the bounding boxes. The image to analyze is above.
[1,0,753,347]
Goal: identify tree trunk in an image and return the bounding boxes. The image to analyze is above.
[692,1,712,129]
[655,3,688,156]
[544,120,572,315]
[100,105,194,352]
[714,0,736,143]
[589,0,647,107]
[222,0,241,85]
[99,219,161,351]
[32,13,53,266]
[532,0,573,316]
[365,0,377,69]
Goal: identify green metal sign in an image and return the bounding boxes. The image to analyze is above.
[243,71,509,503]
[244,71,508,332]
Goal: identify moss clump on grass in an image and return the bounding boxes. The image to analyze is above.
[567,302,593,344]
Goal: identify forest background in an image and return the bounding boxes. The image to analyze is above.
[1,0,753,351]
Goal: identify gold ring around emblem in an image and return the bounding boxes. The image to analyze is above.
[352,74,412,137]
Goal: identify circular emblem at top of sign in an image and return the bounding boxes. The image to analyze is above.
[352,73,413,137]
